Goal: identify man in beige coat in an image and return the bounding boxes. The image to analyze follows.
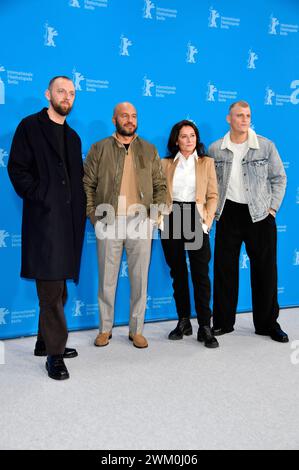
[83,102,167,348]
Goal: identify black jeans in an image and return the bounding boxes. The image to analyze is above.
[36,280,68,355]
[161,202,212,327]
[213,199,280,333]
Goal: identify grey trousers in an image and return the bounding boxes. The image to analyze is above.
[96,216,153,335]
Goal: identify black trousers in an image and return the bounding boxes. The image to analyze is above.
[161,202,212,327]
[36,280,68,355]
[213,199,280,333]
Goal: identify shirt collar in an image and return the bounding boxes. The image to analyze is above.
[173,149,198,163]
[221,128,259,150]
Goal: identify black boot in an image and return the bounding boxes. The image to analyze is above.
[269,325,289,343]
[168,318,193,340]
[212,327,234,336]
[34,340,78,358]
[197,326,219,348]
[46,355,70,380]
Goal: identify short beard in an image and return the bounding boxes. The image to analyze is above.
[115,119,137,137]
[50,99,72,117]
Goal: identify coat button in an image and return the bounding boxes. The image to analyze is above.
[62,180,66,185]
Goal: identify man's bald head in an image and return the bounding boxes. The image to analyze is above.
[112,102,138,139]
[113,102,137,118]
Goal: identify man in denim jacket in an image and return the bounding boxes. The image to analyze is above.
[208,100,288,342]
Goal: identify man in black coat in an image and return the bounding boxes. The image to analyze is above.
[8,76,86,380]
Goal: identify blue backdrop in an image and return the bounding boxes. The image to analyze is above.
[0,0,298,339]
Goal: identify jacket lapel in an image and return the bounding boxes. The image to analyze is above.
[195,158,206,201]
[166,158,179,200]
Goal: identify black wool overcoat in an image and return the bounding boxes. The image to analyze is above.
[8,108,86,282]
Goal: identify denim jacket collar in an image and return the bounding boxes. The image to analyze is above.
[221,128,260,151]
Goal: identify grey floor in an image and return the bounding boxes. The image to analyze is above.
[1,308,299,450]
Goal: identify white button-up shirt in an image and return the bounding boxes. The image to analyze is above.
[172,150,198,202]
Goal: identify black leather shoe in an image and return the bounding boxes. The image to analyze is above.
[212,327,234,336]
[168,318,192,340]
[62,347,78,358]
[46,355,70,380]
[197,326,219,348]
[270,326,289,343]
[34,340,78,358]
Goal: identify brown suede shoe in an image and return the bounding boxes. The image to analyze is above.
[129,334,148,349]
[94,331,112,347]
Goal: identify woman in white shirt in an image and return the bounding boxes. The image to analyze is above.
[161,120,219,348]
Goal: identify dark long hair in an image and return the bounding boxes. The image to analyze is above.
[167,120,206,158]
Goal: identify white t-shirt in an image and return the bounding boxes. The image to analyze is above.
[226,140,249,204]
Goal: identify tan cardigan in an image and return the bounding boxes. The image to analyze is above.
[161,155,218,228]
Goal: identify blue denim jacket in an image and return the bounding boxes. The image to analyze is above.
[208,129,287,222]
